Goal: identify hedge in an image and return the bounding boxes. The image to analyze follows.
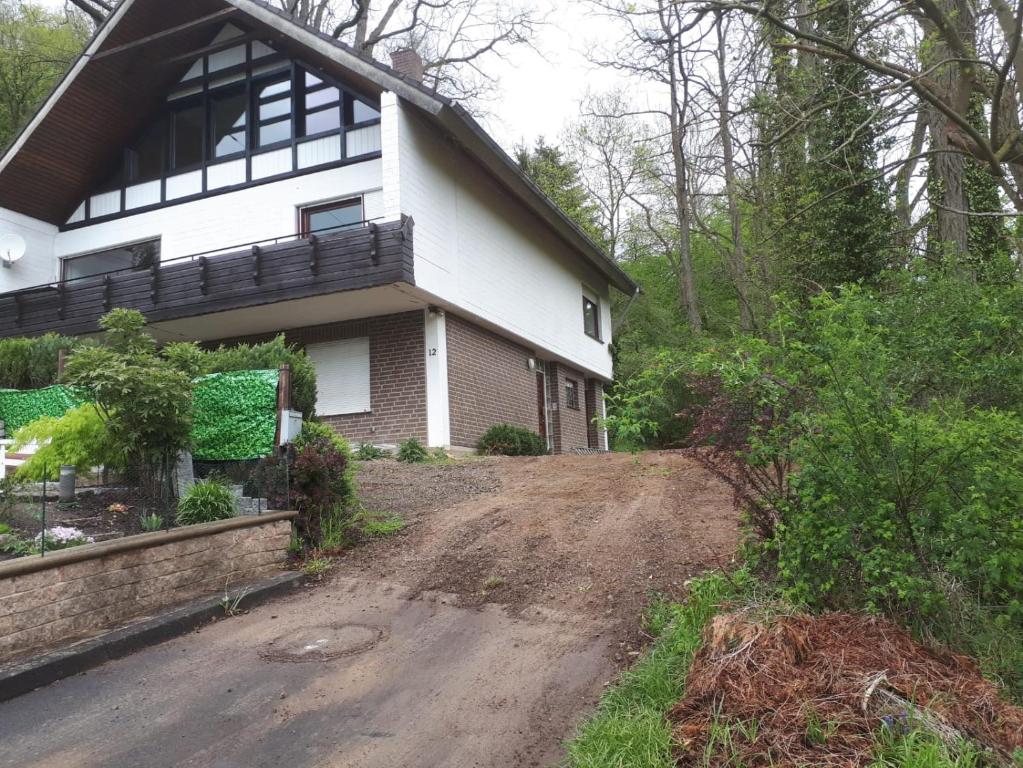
[0,386,88,435]
[190,369,280,461]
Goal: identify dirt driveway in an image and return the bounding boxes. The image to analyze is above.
[0,452,738,768]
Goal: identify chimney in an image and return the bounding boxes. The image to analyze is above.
[390,49,424,83]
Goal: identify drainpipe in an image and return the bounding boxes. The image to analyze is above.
[612,285,642,335]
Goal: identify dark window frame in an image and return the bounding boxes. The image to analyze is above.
[60,238,162,283]
[73,41,383,228]
[300,197,365,237]
[565,378,580,410]
[583,294,601,341]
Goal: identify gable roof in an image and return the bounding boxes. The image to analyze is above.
[0,0,637,294]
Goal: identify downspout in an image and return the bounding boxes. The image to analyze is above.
[612,285,642,335]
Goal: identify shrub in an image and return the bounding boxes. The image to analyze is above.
[14,403,122,481]
[355,442,389,460]
[0,334,90,390]
[397,437,429,463]
[64,310,193,494]
[294,420,350,456]
[477,424,547,456]
[176,479,237,526]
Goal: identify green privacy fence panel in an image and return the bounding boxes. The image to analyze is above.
[0,386,88,435]
[190,369,280,461]
[0,370,281,461]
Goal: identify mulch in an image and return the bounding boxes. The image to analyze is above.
[668,610,1023,767]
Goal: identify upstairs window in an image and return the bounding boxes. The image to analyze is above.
[301,198,363,236]
[210,88,247,159]
[62,240,160,282]
[171,102,204,170]
[583,291,600,340]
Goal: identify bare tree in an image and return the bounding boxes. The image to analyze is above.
[70,0,539,104]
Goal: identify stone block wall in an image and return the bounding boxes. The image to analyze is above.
[0,513,294,663]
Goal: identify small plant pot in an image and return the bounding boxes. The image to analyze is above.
[58,465,77,503]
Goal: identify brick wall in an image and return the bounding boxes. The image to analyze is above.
[547,362,590,452]
[585,379,606,450]
[446,313,539,449]
[0,514,294,662]
[210,311,428,446]
[291,312,427,445]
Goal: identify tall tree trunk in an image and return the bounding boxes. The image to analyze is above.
[919,0,975,256]
[662,1,703,332]
[715,14,754,331]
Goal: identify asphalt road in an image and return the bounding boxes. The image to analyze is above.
[0,576,609,768]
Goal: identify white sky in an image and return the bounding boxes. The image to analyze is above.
[35,0,640,154]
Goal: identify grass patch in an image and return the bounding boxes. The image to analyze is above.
[359,512,405,537]
[565,574,733,768]
[302,557,332,576]
[868,729,985,768]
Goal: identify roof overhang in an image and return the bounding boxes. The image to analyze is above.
[0,0,638,295]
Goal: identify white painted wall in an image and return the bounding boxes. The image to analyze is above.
[53,159,384,263]
[423,308,450,447]
[387,99,614,380]
[0,207,58,292]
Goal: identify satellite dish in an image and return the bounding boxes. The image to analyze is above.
[0,233,26,268]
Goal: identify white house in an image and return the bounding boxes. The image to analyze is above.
[0,0,637,453]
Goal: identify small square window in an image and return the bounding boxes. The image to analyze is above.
[583,294,600,340]
[565,379,580,410]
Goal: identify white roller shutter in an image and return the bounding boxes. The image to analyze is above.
[306,338,371,415]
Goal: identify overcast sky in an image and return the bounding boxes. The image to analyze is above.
[36,0,641,154]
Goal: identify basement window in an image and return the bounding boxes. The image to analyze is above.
[565,379,580,410]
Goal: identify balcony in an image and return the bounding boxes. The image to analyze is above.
[0,218,414,339]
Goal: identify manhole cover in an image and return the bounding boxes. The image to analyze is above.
[260,624,385,662]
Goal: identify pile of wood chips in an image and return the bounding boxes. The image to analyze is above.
[669,610,1023,766]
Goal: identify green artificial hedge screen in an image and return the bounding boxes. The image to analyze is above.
[0,386,88,435]
[190,369,280,461]
[0,370,280,461]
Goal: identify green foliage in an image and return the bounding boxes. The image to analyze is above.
[517,137,607,248]
[0,334,90,390]
[63,310,193,477]
[477,424,547,456]
[176,479,237,526]
[396,437,429,463]
[612,271,1023,635]
[0,1,89,149]
[0,384,87,435]
[139,513,164,533]
[868,729,982,768]
[197,336,318,418]
[190,370,279,461]
[294,420,351,456]
[566,575,733,767]
[355,442,389,460]
[13,403,121,480]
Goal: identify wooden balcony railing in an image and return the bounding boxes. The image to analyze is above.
[0,217,414,339]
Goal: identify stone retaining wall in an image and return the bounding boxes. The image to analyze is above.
[0,512,295,663]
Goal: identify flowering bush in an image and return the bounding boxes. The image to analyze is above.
[35,526,93,552]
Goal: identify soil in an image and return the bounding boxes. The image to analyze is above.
[5,488,161,546]
[348,451,740,649]
[669,610,1023,767]
[1,451,742,768]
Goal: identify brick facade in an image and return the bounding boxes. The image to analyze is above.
[211,311,427,446]
[446,312,540,449]
[547,362,591,453]
[585,379,608,450]
[297,312,427,445]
